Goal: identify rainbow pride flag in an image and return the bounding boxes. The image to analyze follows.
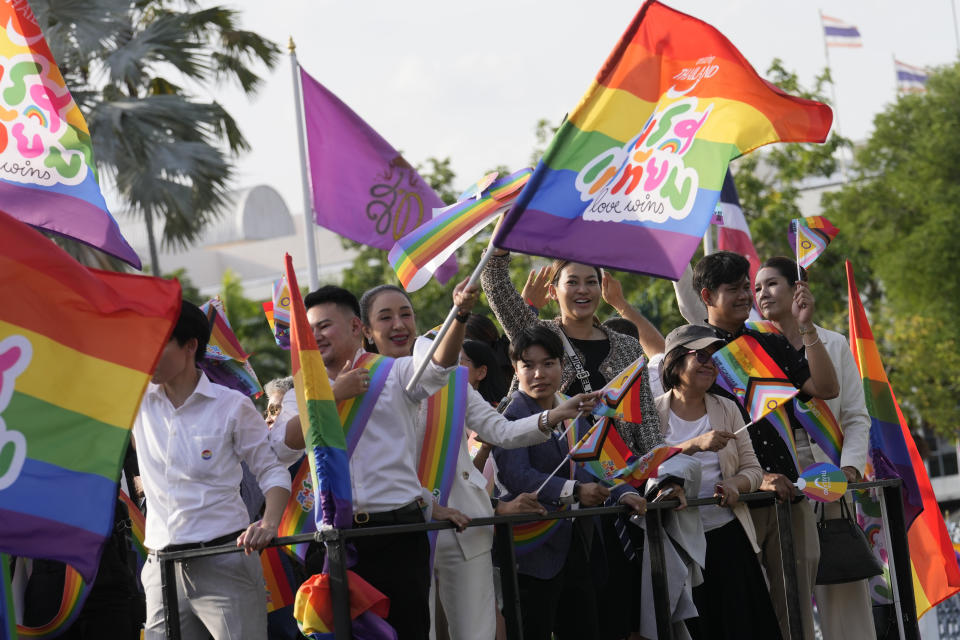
[418,367,468,506]
[790,216,839,269]
[199,296,262,397]
[765,406,799,471]
[593,355,647,423]
[13,562,90,638]
[278,456,315,562]
[0,2,140,268]
[570,418,636,486]
[512,517,566,555]
[847,261,960,615]
[613,446,683,488]
[118,490,147,578]
[295,570,396,639]
[285,253,352,531]
[0,211,180,581]
[261,545,298,613]
[712,335,800,423]
[493,1,832,280]
[263,276,292,350]
[389,168,532,291]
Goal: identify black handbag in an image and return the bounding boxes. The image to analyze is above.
[815,496,884,585]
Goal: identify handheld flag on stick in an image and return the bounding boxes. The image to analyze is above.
[794,462,847,502]
[612,446,682,488]
[494,1,832,280]
[0,2,140,268]
[389,168,532,291]
[789,216,839,270]
[570,417,637,485]
[199,297,262,398]
[0,210,180,582]
[592,355,648,423]
[847,260,960,615]
[263,277,292,349]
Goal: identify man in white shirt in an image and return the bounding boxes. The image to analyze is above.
[134,301,291,640]
[270,283,478,640]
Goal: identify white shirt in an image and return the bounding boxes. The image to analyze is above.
[134,372,290,549]
[665,410,734,532]
[270,341,456,514]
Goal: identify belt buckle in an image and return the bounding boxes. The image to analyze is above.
[354,511,370,525]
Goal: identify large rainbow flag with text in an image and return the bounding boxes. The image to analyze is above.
[494,1,832,279]
[0,211,180,582]
[847,261,960,615]
[0,2,140,268]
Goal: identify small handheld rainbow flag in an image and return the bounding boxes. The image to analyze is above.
[794,462,847,503]
[789,216,839,269]
[262,277,291,350]
[199,297,262,397]
[592,355,648,423]
[389,168,532,291]
[569,418,636,486]
[712,335,800,425]
[612,446,682,487]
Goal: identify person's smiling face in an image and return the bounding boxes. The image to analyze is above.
[363,289,417,357]
[550,262,601,322]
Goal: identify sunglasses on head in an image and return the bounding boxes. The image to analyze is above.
[687,349,716,365]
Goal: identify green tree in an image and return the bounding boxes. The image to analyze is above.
[820,61,960,435]
[33,0,279,274]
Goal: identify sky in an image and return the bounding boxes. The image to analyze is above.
[197,0,958,216]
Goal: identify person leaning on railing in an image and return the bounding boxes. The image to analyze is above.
[655,324,782,640]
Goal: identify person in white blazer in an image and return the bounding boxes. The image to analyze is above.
[755,256,874,640]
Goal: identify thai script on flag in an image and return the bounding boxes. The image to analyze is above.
[822,14,862,47]
[895,59,928,94]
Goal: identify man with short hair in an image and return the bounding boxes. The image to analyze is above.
[270,282,479,640]
[677,250,838,640]
[134,300,291,640]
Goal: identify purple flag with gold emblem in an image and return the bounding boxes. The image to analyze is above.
[299,66,457,283]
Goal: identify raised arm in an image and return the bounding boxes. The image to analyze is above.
[601,271,665,355]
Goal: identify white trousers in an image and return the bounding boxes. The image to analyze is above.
[430,528,497,640]
[142,551,267,640]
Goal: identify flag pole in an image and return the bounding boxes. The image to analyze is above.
[289,38,320,291]
[795,221,802,282]
[404,233,497,394]
[533,413,587,495]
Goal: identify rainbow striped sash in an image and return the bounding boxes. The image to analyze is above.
[11,560,90,639]
[277,457,314,561]
[417,367,469,506]
[337,353,395,456]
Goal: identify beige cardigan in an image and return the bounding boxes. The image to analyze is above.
[655,391,764,553]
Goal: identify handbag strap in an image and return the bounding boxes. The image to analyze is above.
[558,329,593,393]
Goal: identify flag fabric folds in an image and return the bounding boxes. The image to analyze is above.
[613,446,683,488]
[389,168,532,291]
[715,170,762,294]
[199,296,262,398]
[846,260,960,615]
[0,2,140,268]
[789,216,839,269]
[263,277,292,350]
[895,60,929,95]
[822,15,863,48]
[278,456,315,562]
[592,355,648,423]
[299,66,456,284]
[493,0,832,280]
[284,253,352,531]
[0,211,180,581]
[295,570,397,640]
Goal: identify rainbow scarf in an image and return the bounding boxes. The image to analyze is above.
[793,397,843,466]
[285,254,352,531]
[199,297,262,397]
[0,211,180,582]
[847,260,960,615]
[0,3,140,268]
[493,1,832,280]
[417,367,469,506]
[338,352,395,456]
[389,168,532,291]
[14,562,90,638]
[277,457,314,562]
[790,216,839,269]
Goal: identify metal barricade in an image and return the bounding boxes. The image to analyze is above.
[157,478,917,640]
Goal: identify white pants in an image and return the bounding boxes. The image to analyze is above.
[142,551,267,640]
[430,528,497,640]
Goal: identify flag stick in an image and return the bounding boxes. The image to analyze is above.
[795,222,802,282]
[733,419,757,436]
[289,38,320,291]
[404,233,497,394]
[533,412,585,495]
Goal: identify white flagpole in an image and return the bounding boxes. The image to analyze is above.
[289,38,320,291]
[819,11,848,183]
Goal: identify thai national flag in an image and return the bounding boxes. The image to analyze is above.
[822,14,862,47]
[895,59,929,94]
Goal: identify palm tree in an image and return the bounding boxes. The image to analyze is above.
[32,0,279,273]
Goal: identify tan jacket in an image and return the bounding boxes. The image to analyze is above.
[655,391,763,553]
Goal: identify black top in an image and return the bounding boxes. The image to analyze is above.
[566,335,610,395]
[707,323,812,481]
